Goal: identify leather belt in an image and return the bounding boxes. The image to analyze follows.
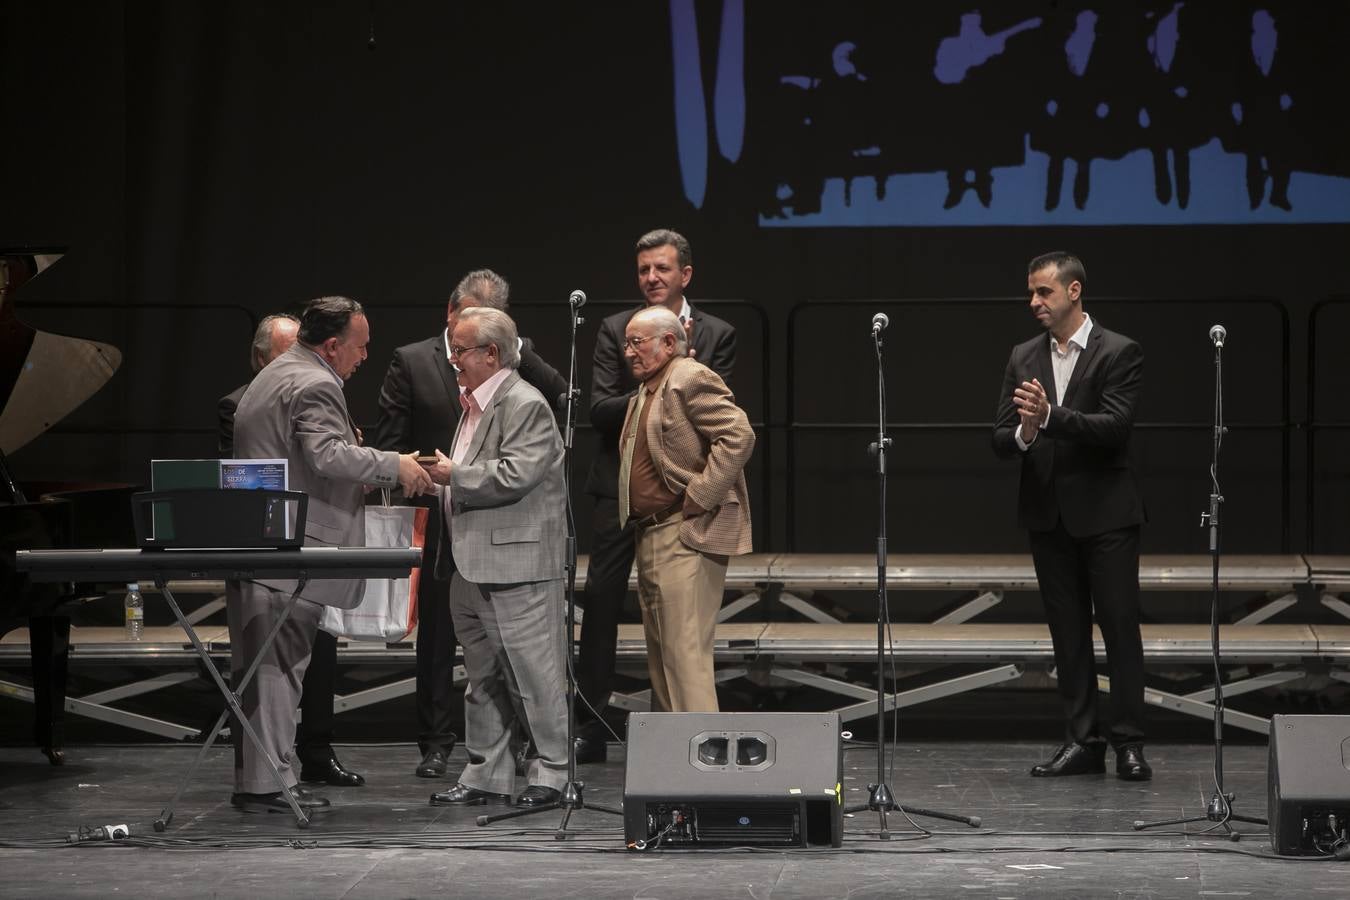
[632,496,684,529]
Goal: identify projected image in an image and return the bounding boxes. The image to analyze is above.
[670,1,1350,226]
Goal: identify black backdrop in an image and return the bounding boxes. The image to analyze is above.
[4,1,1348,557]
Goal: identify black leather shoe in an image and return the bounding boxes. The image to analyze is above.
[232,785,332,813]
[573,733,608,764]
[1030,742,1107,777]
[415,748,449,779]
[429,783,511,806]
[41,746,65,767]
[1116,745,1153,781]
[515,785,562,808]
[300,753,366,787]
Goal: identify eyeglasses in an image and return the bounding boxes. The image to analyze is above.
[622,334,661,352]
[448,344,489,358]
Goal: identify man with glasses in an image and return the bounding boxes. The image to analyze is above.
[372,270,566,781]
[418,307,570,808]
[619,306,753,712]
[577,230,736,758]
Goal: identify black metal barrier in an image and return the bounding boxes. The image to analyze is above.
[1306,294,1350,551]
[16,295,1316,555]
[784,297,1291,551]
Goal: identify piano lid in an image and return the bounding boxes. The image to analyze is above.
[0,248,123,455]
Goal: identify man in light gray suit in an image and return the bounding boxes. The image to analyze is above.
[228,296,434,813]
[420,307,570,808]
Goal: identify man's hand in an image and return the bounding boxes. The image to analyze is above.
[398,452,435,497]
[419,448,454,486]
[1013,378,1049,443]
[684,317,697,359]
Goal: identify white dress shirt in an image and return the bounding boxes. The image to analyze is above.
[442,366,513,518]
[1016,313,1093,451]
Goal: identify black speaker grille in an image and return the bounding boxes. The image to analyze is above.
[693,805,800,845]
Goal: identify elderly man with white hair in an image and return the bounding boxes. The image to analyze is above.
[419,307,570,808]
[618,306,755,713]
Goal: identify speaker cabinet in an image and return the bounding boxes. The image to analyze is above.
[622,711,843,849]
[1268,714,1350,855]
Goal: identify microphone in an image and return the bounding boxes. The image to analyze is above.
[569,290,587,309]
[1209,324,1227,349]
[871,312,890,335]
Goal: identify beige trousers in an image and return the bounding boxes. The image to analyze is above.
[634,511,727,712]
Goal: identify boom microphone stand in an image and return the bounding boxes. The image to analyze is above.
[844,313,981,839]
[1134,324,1264,839]
[477,289,622,838]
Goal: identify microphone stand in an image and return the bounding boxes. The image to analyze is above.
[476,290,622,838]
[1134,331,1264,838]
[844,316,982,839]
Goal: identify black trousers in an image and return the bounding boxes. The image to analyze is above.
[414,570,458,754]
[29,615,69,750]
[295,628,337,760]
[1029,520,1146,749]
[576,496,635,723]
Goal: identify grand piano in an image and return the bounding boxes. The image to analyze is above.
[0,248,125,765]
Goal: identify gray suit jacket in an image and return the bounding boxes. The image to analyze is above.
[435,370,565,585]
[233,344,400,609]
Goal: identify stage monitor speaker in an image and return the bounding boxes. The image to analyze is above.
[1268,714,1350,856]
[622,711,843,849]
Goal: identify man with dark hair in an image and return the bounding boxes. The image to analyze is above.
[227,296,433,813]
[420,307,570,807]
[372,270,566,780]
[217,312,364,788]
[575,229,736,759]
[993,252,1151,782]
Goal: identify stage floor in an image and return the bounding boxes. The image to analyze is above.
[0,740,1341,898]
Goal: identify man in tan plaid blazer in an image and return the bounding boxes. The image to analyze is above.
[619,306,754,712]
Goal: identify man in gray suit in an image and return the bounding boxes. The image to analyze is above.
[218,313,364,789]
[420,307,569,808]
[228,296,434,813]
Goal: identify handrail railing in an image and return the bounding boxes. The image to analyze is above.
[784,297,1291,551]
[20,297,1303,556]
[1305,294,1350,550]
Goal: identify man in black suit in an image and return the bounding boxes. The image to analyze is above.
[218,314,301,457]
[372,269,567,780]
[575,229,736,761]
[218,312,365,789]
[993,251,1150,782]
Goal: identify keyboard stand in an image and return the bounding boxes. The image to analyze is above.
[15,546,422,832]
[153,574,313,829]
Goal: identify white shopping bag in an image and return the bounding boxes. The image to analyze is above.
[319,493,426,641]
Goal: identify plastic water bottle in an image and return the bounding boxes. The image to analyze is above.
[124,583,144,641]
